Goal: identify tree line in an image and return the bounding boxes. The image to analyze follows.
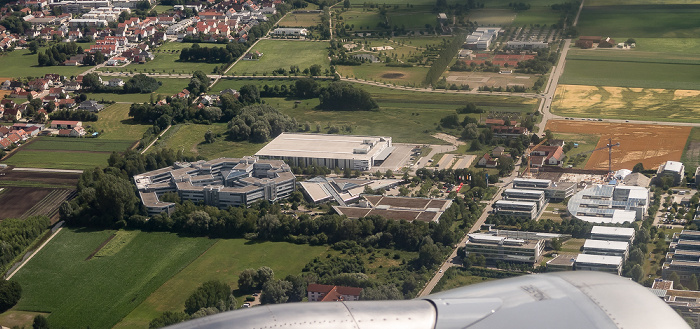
[0,216,51,274]
[179,42,248,63]
[424,34,465,86]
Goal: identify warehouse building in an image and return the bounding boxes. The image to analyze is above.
[256,133,393,171]
[133,157,295,215]
[567,185,649,224]
[590,226,636,244]
[464,233,544,265]
[583,239,630,260]
[575,254,623,275]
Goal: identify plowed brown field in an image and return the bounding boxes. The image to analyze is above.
[545,120,691,171]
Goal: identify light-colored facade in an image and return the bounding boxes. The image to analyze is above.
[493,200,538,220]
[506,41,549,49]
[256,133,393,171]
[512,178,551,190]
[273,27,308,37]
[133,157,295,216]
[464,233,544,265]
[567,185,649,224]
[583,239,630,260]
[575,254,623,275]
[502,188,546,211]
[657,160,685,185]
[663,231,700,281]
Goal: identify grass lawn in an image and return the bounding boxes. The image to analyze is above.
[392,36,447,49]
[90,103,151,141]
[0,311,49,329]
[577,6,700,38]
[85,78,190,103]
[10,229,216,329]
[560,238,584,253]
[681,127,700,172]
[229,40,330,76]
[554,132,600,168]
[148,123,265,159]
[513,9,562,25]
[2,149,112,170]
[467,9,517,26]
[99,42,222,75]
[386,8,437,30]
[278,11,322,27]
[586,0,700,6]
[115,239,330,329]
[0,49,89,78]
[341,8,383,30]
[632,37,700,55]
[559,60,700,90]
[153,4,173,13]
[432,267,496,293]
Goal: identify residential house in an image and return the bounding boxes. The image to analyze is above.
[200,94,219,106]
[175,89,190,99]
[0,126,9,137]
[64,80,82,91]
[107,78,124,87]
[220,88,239,98]
[307,284,362,302]
[529,145,565,166]
[27,78,50,91]
[491,126,529,138]
[1,99,17,110]
[57,99,76,109]
[78,100,104,112]
[50,120,82,129]
[492,146,505,157]
[478,153,498,168]
[0,137,11,150]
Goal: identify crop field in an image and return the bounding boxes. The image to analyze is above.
[148,123,264,159]
[99,42,221,75]
[341,8,383,31]
[576,6,700,38]
[585,0,700,5]
[512,9,562,25]
[467,9,517,26]
[631,37,700,55]
[115,239,330,328]
[386,8,437,30]
[681,127,700,171]
[86,78,190,103]
[545,120,691,171]
[552,85,700,122]
[278,11,322,27]
[444,71,537,89]
[11,229,215,329]
[336,65,430,86]
[2,137,134,170]
[0,170,80,187]
[0,187,52,220]
[90,103,151,141]
[0,49,89,78]
[560,59,700,90]
[229,40,330,76]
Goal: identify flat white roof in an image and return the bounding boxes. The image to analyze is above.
[513,178,551,184]
[664,161,684,173]
[495,200,538,207]
[256,133,391,161]
[504,188,545,196]
[576,254,623,266]
[584,239,629,251]
[591,226,635,237]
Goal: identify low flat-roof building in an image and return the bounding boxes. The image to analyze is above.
[663,231,700,282]
[575,254,623,275]
[546,253,577,272]
[513,178,551,190]
[590,226,635,244]
[494,200,538,220]
[333,195,452,223]
[567,185,649,224]
[656,160,685,185]
[256,133,393,171]
[133,157,295,215]
[299,176,401,206]
[465,233,545,265]
[583,239,630,260]
[546,181,577,202]
[502,188,546,211]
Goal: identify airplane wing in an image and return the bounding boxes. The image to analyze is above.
[167,271,690,329]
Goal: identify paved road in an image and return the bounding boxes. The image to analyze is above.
[418,161,522,297]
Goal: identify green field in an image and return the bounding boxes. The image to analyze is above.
[90,103,151,141]
[432,267,496,293]
[0,49,89,78]
[512,9,562,25]
[341,8,383,31]
[85,78,190,103]
[115,239,330,328]
[467,9,517,26]
[554,133,600,169]
[22,137,134,152]
[11,229,216,329]
[586,0,700,5]
[278,12,322,27]
[386,8,438,30]
[681,127,700,172]
[148,123,265,159]
[99,42,222,75]
[230,40,330,76]
[577,6,700,38]
[560,59,700,90]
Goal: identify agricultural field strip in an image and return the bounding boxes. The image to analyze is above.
[22,139,134,153]
[20,189,72,219]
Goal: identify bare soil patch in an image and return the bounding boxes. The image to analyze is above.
[545,120,691,171]
[0,187,52,220]
[381,72,405,79]
[86,233,117,261]
[0,169,81,186]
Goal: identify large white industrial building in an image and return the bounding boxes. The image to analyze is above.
[567,185,649,224]
[255,133,394,171]
[133,157,296,215]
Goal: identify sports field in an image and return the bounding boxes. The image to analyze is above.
[576,6,700,38]
[552,85,700,123]
[229,40,330,76]
[115,239,330,328]
[98,42,221,75]
[277,11,322,27]
[545,120,691,171]
[11,229,216,329]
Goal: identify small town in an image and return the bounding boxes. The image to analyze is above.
[0,0,699,328]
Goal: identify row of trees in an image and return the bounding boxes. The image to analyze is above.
[0,216,51,274]
[179,42,249,63]
[424,34,465,86]
[149,280,236,328]
[37,42,88,66]
[49,109,98,122]
[226,104,298,143]
[318,82,378,111]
